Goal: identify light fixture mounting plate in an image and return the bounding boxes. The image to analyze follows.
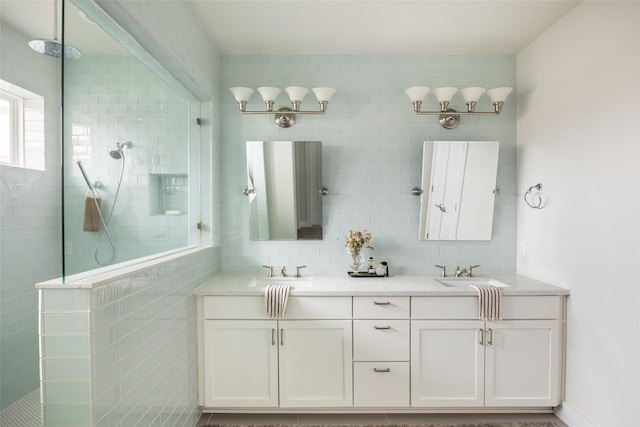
[439,108,460,129]
[275,107,295,128]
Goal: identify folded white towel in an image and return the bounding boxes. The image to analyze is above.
[264,284,291,318]
[470,284,502,321]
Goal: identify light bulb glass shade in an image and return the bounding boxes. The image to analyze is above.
[486,87,513,103]
[460,87,486,103]
[257,87,281,102]
[230,87,254,102]
[285,86,309,102]
[312,87,336,102]
[434,87,458,103]
[404,86,430,102]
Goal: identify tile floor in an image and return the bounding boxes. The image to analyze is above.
[197,412,569,426]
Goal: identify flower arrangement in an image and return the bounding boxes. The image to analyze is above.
[344,229,374,255]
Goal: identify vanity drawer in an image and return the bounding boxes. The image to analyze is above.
[353,297,410,319]
[502,296,562,319]
[203,296,265,319]
[353,320,410,361]
[353,362,409,407]
[411,296,562,320]
[286,297,352,319]
[203,296,352,319]
[412,297,477,319]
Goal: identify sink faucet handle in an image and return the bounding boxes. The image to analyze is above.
[468,264,480,277]
[262,265,275,278]
[280,266,288,277]
[435,265,447,277]
[295,265,307,278]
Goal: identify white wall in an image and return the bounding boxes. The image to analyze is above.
[516,3,640,426]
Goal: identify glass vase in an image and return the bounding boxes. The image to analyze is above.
[348,249,365,272]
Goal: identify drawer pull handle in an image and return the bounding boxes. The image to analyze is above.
[373,301,391,305]
[373,368,391,373]
[374,325,392,330]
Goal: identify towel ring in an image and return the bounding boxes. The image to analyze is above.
[524,183,543,209]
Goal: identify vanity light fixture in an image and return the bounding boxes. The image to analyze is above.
[404,86,513,129]
[230,86,336,128]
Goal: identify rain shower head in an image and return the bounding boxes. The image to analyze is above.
[28,0,82,59]
[29,39,82,59]
[110,141,132,160]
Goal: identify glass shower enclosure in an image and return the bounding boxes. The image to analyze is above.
[62,0,202,277]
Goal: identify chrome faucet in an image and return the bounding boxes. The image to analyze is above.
[295,265,307,278]
[435,265,447,277]
[468,264,480,277]
[454,266,468,277]
[280,266,288,277]
[262,265,275,278]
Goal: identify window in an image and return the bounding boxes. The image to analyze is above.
[0,80,45,170]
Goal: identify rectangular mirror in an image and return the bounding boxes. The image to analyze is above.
[246,141,323,240]
[419,141,499,240]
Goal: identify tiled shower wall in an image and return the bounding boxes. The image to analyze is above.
[0,22,61,409]
[221,55,517,275]
[39,247,216,427]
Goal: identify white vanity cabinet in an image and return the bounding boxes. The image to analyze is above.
[200,296,352,408]
[411,296,563,408]
[353,297,410,407]
[198,283,567,413]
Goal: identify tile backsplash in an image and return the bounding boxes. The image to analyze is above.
[220,55,517,276]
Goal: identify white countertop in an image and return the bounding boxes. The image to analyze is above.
[194,273,569,297]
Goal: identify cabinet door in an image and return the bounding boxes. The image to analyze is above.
[411,320,485,407]
[484,320,561,407]
[278,320,353,407]
[203,320,278,407]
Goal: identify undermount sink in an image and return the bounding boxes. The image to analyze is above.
[247,277,313,288]
[435,277,510,288]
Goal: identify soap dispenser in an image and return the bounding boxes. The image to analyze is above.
[367,257,375,274]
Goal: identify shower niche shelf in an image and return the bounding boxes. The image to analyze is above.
[149,173,188,216]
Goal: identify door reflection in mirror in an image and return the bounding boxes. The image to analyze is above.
[246,141,323,240]
[419,141,499,240]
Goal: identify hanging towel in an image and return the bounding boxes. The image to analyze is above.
[470,284,502,321]
[264,284,291,318]
[83,195,102,232]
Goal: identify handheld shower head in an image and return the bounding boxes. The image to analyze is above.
[77,161,93,190]
[110,141,132,159]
